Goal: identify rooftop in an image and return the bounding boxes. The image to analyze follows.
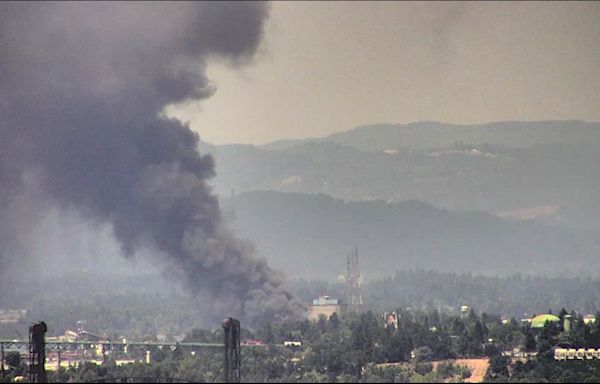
[530,314,560,328]
[312,296,341,306]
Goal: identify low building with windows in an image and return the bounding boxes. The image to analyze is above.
[308,296,346,321]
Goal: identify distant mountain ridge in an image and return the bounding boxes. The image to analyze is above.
[261,120,600,151]
[198,120,600,279]
[222,190,600,280]
[200,120,600,229]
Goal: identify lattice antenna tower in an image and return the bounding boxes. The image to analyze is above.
[346,246,364,314]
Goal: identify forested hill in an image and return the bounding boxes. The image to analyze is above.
[263,120,600,151]
[202,121,600,230]
[222,191,600,280]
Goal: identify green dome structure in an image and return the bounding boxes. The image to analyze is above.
[530,314,561,328]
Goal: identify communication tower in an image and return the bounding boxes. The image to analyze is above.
[346,246,364,314]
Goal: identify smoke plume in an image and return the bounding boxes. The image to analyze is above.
[0,2,303,322]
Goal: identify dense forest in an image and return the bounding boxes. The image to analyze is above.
[3,269,600,382]
[289,270,600,319]
[3,307,600,382]
[2,270,600,340]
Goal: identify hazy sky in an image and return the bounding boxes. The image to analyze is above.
[167,1,600,145]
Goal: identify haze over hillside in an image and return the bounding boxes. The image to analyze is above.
[222,190,600,280]
[3,7,600,383]
[263,120,600,151]
[196,120,600,281]
[203,120,600,231]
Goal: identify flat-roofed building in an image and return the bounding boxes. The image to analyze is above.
[308,296,346,321]
[0,309,25,324]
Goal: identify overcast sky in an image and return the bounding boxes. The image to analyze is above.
[167,1,600,145]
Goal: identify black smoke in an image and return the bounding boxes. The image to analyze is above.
[0,2,304,322]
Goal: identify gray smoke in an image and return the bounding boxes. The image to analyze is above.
[0,2,304,323]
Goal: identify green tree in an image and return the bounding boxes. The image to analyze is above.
[4,351,20,368]
[486,355,509,380]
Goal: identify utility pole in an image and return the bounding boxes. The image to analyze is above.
[29,321,47,383]
[222,318,241,383]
